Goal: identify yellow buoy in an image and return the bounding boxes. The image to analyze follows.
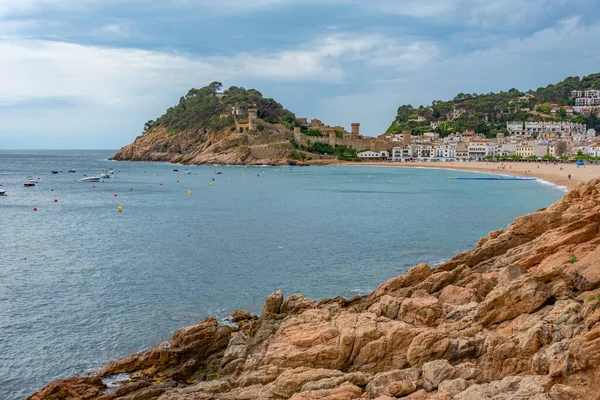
[228,178,231,181]
[390,180,393,182]
[210,182,213,186]
[349,179,353,182]
[117,205,123,213]
[276,169,279,172]
[244,165,247,169]
[188,190,192,195]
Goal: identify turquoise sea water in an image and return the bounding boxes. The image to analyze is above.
[0,150,564,399]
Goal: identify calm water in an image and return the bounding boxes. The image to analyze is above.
[0,150,564,399]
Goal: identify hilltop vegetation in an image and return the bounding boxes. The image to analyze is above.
[389,72,600,137]
[143,82,296,133]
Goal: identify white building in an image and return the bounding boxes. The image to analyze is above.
[391,147,413,162]
[434,143,456,159]
[499,143,517,156]
[575,97,600,106]
[430,121,441,129]
[507,121,524,135]
[570,90,583,98]
[523,121,586,137]
[414,143,435,160]
[357,151,389,160]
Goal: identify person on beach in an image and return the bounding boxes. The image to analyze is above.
[568,174,572,180]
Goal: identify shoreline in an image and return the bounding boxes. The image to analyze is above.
[338,161,600,191]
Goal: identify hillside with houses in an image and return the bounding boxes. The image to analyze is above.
[387,73,600,138]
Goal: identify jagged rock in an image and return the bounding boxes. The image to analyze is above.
[289,382,363,400]
[365,368,420,397]
[281,294,317,315]
[497,264,527,285]
[439,285,478,305]
[475,275,552,326]
[400,295,444,326]
[422,360,456,391]
[26,377,105,400]
[437,378,471,396]
[263,290,284,315]
[231,310,252,322]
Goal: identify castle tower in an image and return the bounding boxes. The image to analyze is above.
[329,131,336,147]
[351,123,360,135]
[248,104,258,130]
[402,130,412,145]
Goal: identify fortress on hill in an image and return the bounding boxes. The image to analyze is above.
[292,119,391,152]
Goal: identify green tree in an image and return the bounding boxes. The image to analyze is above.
[537,102,552,114]
[557,108,567,119]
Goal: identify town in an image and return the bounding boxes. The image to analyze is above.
[286,89,600,163]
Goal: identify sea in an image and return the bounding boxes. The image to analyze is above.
[0,150,565,399]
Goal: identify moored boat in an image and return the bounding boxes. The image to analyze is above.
[81,176,100,182]
[24,177,36,187]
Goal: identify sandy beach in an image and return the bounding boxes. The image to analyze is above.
[337,161,600,191]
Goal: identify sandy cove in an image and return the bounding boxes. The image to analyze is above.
[337,161,600,191]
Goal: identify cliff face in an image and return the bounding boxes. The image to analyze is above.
[111,124,293,165]
[29,179,600,400]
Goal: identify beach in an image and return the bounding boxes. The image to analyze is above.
[343,161,600,191]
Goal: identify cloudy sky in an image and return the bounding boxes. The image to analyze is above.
[1,0,599,149]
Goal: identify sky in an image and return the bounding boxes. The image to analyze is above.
[0,0,599,149]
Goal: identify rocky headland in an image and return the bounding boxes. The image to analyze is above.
[111,124,295,166]
[29,178,600,400]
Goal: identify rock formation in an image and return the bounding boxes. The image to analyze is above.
[29,178,600,399]
[111,125,297,166]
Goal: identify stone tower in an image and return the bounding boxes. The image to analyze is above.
[351,123,360,135]
[403,130,412,145]
[248,105,258,130]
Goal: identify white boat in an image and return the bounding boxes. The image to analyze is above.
[24,177,36,187]
[108,170,115,175]
[184,170,192,175]
[81,176,100,182]
[100,173,110,179]
[0,185,5,196]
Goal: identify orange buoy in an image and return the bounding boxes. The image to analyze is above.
[92,185,96,188]
[129,187,133,191]
[33,207,37,211]
[114,194,117,197]
[160,183,163,186]
[53,199,57,203]
[102,180,105,183]
[176,180,179,183]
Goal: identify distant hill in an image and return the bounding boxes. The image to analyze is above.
[388,73,600,137]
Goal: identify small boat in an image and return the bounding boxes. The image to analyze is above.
[108,170,115,175]
[51,171,59,174]
[184,170,192,175]
[0,185,5,196]
[173,169,179,172]
[100,173,110,179]
[213,170,223,175]
[68,169,76,173]
[24,177,36,187]
[81,176,100,182]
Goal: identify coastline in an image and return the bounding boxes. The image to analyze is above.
[28,177,600,399]
[338,161,600,191]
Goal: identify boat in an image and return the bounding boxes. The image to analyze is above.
[51,171,59,174]
[81,176,100,182]
[100,173,110,179]
[173,169,179,172]
[24,177,36,187]
[184,170,192,175]
[68,169,76,173]
[0,185,5,196]
[108,170,115,175]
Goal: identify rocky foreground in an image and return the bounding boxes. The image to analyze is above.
[29,179,600,400]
